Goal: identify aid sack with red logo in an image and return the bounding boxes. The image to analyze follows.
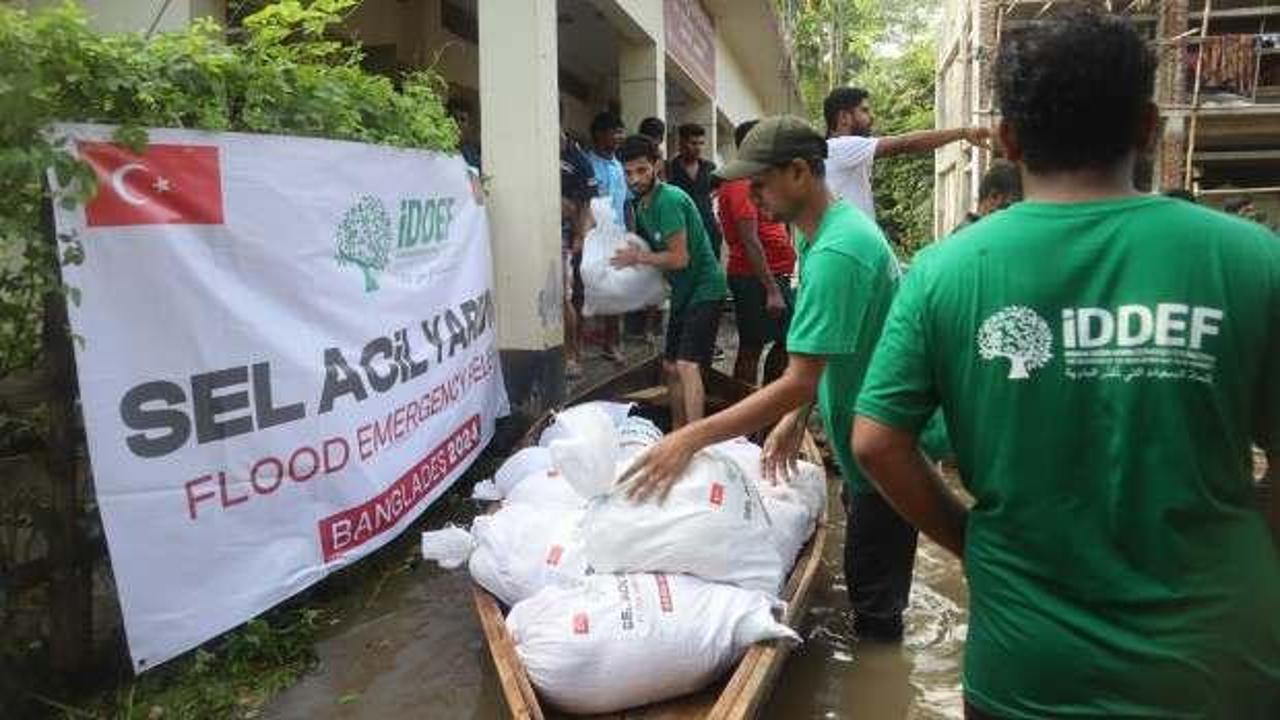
[580,449,786,595]
[420,503,588,606]
[708,438,828,568]
[506,572,798,714]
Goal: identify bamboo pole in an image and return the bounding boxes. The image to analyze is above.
[1196,185,1280,196]
[1183,0,1213,190]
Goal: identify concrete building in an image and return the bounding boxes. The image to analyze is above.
[935,0,1280,235]
[37,0,802,415]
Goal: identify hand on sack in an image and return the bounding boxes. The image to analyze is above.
[765,286,787,318]
[762,410,806,485]
[620,430,699,503]
[611,245,642,268]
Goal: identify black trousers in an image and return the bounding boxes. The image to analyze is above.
[844,489,919,640]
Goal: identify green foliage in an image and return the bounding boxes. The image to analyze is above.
[779,0,939,255]
[862,40,937,256]
[86,606,325,720]
[0,0,458,378]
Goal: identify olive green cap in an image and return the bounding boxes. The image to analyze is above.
[715,115,828,181]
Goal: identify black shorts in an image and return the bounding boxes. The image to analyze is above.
[728,274,793,346]
[563,251,583,311]
[665,300,721,366]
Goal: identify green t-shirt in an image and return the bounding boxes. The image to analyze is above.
[856,195,1280,718]
[786,199,900,492]
[634,182,727,312]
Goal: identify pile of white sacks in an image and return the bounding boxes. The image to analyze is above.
[420,402,827,714]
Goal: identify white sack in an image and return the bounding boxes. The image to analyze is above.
[470,479,504,502]
[617,415,662,461]
[578,198,666,317]
[469,506,589,606]
[538,402,634,447]
[547,405,621,500]
[708,438,827,568]
[419,525,474,570]
[492,446,554,497]
[582,449,786,594]
[503,468,588,509]
[421,504,588,606]
[508,572,799,715]
[709,438,827,519]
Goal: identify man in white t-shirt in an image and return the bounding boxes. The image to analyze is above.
[824,87,991,219]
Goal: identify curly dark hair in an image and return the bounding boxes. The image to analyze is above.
[995,9,1155,173]
[823,87,869,134]
[617,134,661,164]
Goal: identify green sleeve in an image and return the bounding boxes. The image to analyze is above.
[919,411,953,462]
[654,191,688,242]
[786,250,867,355]
[854,265,938,434]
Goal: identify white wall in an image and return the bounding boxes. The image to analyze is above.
[605,0,663,42]
[23,0,224,33]
[714,31,765,128]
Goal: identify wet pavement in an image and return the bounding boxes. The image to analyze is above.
[265,314,969,719]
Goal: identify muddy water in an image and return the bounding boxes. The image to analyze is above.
[761,507,967,719]
[266,496,967,720]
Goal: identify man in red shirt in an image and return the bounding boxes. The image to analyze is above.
[719,120,797,385]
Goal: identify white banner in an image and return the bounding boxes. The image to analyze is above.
[52,124,509,671]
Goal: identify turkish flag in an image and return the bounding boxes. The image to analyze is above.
[78,141,224,227]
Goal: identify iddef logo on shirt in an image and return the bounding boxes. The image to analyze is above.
[978,306,1054,380]
[978,303,1224,384]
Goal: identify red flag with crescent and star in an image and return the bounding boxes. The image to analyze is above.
[78,141,224,227]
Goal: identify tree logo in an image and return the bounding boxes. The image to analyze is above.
[334,195,393,292]
[978,305,1053,380]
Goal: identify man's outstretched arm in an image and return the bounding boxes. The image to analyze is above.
[620,355,826,501]
[853,415,968,559]
[876,127,990,158]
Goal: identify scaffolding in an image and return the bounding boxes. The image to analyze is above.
[941,0,1280,218]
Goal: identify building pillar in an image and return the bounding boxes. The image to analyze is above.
[619,40,664,133]
[1159,116,1189,192]
[1156,0,1190,190]
[699,97,718,158]
[478,0,566,417]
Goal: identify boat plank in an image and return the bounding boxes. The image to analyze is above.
[475,586,545,720]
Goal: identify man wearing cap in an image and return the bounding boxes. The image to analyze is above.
[620,116,913,641]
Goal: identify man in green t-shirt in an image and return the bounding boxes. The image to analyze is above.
[611,135,727,426]
[620,117,920,640]
[854,11,1280,718]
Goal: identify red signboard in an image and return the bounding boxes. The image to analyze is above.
[318,415,482,561]
[664,0,716,96]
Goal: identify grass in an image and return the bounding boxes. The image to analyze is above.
[17,446,504,720]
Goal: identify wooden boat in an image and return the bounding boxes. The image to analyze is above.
[472,358,831,719]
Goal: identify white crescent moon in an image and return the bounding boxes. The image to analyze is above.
[110,163,148,206]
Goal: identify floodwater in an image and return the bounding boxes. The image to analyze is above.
[266,327,967,719]
[760,506,967,720]
[265,490,968,720]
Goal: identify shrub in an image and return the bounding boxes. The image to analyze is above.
[0,0,459,377]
